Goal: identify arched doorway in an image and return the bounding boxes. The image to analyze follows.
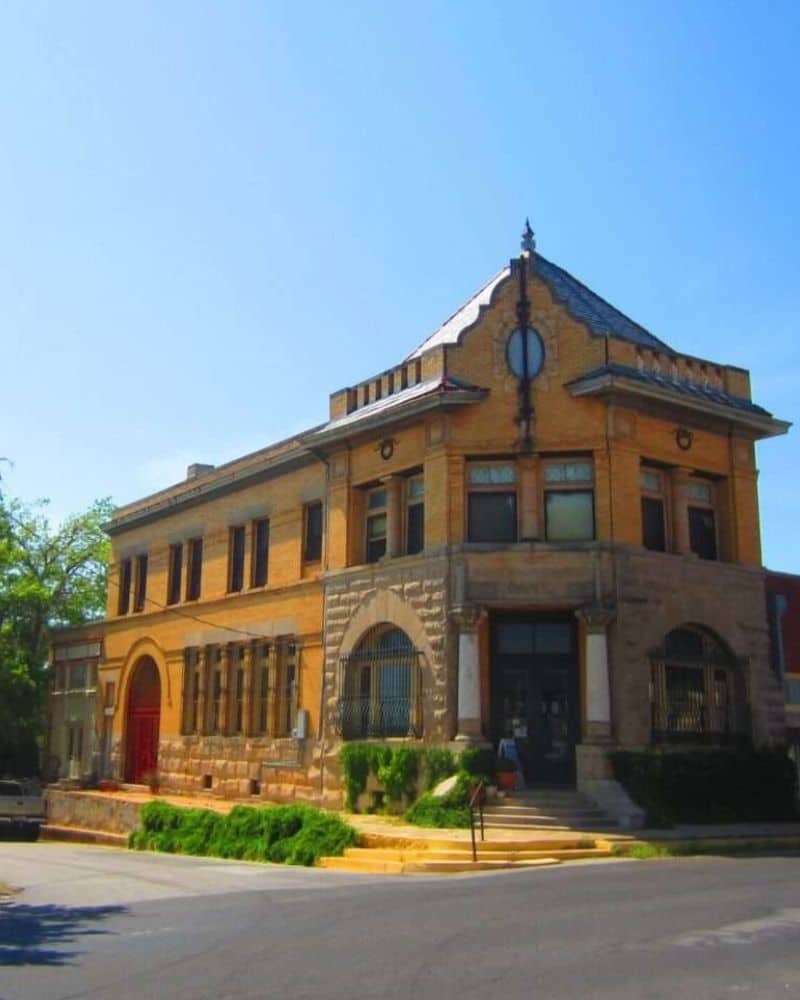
[125,657,161,783]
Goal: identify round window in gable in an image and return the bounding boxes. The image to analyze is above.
[506,327,545,380]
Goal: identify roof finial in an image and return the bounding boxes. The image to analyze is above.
[521,217,535,256]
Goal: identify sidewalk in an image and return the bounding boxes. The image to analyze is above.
[43,786,800,851]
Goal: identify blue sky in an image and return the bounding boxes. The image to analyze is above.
[1,2,798,570]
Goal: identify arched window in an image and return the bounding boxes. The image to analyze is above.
[650,626,745,745]
[339,625,421,739]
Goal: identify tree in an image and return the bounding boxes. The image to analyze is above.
[0,479,112,775]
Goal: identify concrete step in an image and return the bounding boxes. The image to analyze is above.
[318,855,562,874]
[482,813,612,826]
[359,833,605,852]
[41,824,130,848]
[342,846,612,863]
[482,806,608,819]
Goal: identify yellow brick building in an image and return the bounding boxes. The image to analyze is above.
[48,226,790,806]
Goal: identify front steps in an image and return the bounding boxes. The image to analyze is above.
[319,833,615,874]
[481,788,617,832]
[319,788,619,874]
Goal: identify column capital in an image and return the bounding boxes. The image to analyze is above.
[450,605,486,631]
[576,606,615,634]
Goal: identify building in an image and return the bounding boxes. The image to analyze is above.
[47,225,791,806]
[766,570,800,769]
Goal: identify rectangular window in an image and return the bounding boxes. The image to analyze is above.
[182,648,199,734]
[67,723,83,761]
[251,518,270,587]
[687,478,717,560]
[118,558,132,615]
[304,501,323,562]
[186,538,203,601]
[167,544,183,606]
[366,487,387,563]
[689,506,717,560]
[228,525,246,593]
[467,463,518,543]
[406,476,424,555]
[233,647,245,734]
[544,460,595,541]
[211,653,222,733]
[641,467,667,552]
[133,554,148,612]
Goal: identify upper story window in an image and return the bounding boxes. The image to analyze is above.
[365,487,388,563]
[641,466,668,552]
[687,478,717,560]
[118,558,132,615]
[186,537,203,601]
[467,463,517,543]
[251,517,270,587]
[228,525,246,593]
[304,501,323,563]
[133,554,148,612]
[167,544,183,606]
[406,476,424,555]
[543,460,594,541]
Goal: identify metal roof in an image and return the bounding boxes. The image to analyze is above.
[405,253,673,360]
[572,362,771,416]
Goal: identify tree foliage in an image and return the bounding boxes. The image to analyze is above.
[0,474,112,775]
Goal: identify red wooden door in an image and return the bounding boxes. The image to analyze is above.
[125,657,162,784]
[128,710,159,783]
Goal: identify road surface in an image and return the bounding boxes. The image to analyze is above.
[2,843,799,999]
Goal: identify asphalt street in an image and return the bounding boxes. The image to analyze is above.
[2,843,800,1000]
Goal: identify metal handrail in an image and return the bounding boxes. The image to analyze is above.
[468,778,486,863]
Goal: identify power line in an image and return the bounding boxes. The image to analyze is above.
[106,573,281,642]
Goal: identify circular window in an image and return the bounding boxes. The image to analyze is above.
[506,327,545,379]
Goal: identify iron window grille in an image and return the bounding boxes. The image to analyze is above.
[650,627,747,745]
[337,627,422,739]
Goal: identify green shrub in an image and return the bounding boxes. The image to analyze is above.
[339,743,372,810]
[129,801,358,866]
[422,748,458,789]
[339,743,425,812]
[611,747,798,827]
[376,747,419,804]
[405,772,472,828]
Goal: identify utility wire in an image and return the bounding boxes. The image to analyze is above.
[106,573,283,642]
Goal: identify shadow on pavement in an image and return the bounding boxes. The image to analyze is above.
[0,902,127,966]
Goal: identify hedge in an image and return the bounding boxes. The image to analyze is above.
[610,748,798,827]
[129,801,358,866]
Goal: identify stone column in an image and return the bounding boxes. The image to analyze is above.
[382,475,402,558]
[670,467,694,555]
[576,607,615,743]
[451,606,487,743]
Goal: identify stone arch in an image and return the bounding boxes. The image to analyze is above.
[337,588,434,665]
[650,621,746,746]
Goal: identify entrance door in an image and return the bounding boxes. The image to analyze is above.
[125,657,161,783]
[491,615,579,785]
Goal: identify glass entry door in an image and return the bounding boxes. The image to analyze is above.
[491,615,579,785]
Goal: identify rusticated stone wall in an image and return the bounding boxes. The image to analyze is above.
[156,734,324,804]
[321,555,452,743]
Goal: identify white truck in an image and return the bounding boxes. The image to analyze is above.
[0,780,46,841]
